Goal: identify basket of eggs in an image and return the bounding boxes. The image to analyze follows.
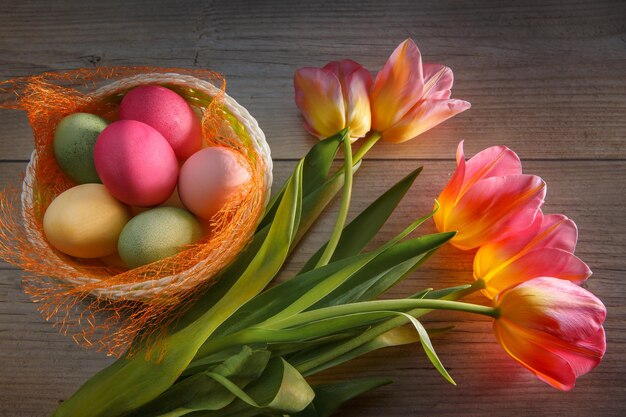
[0,67,272,353]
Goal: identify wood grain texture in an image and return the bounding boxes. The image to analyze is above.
[1,1,625,416]
[1,0,625,160]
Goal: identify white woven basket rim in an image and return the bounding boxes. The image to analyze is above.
[21,72,272,300]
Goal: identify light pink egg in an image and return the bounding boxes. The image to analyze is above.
[95,120,178,207]
[178,147,251,220]
[120,85,202,160]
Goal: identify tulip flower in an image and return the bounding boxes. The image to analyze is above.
[370,39,471,143]
[474,211,592,298]
[493,277,606,391]
[433,141,546,250]
[294,59,372,141]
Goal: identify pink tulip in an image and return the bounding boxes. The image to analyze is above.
[474,211,592,298]
[294,59,372,141]
[370,39,471,143]
[493,277,606,391]
[433,142,546,250]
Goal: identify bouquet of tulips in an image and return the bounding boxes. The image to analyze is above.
[51,39,606,417]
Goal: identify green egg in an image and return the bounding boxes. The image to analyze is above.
[54,112,108,184]
[118,207,203,269]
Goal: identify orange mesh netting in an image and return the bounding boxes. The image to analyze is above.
[0,67,267,357]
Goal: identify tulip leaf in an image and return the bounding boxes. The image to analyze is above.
[126,346,271,417]
[285,310,455,385]
[300,167,422,273]
[295,325,453,376]
[197,213,447,346]
[398,312,455,385]
[422,284,473,300]
[192,232,453,363]
[195,254,371,353]
[52,162,304,417]
[293,378,392,417]
[259,129,344,229]
[294,160,361,245]
[307,234,452,312]
[191,358,315,417]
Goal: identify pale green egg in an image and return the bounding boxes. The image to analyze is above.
[118,207,203,269]
[54,112,108,183]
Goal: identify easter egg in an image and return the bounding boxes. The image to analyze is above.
[120,85,202,160]
[94,120,178,207]
[53,113,108,183]
[178,147,251,220]
[43,184,131,258]
[118,207,203,268]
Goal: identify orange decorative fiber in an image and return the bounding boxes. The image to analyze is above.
[0,67,268,357]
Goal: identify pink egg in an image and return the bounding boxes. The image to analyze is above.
[94,120,178,207]
[120,85,202,160]
[178,147,251,219]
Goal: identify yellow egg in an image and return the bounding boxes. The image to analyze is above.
[43,184,131,258]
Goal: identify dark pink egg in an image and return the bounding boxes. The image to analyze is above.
[94,120,178,207]
[119,85,202,160]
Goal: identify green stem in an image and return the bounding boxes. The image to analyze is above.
[268,298,496,329]
[296,280,486,374]
[195,297,496,358]
[315,131,353,268]
[353,130,382,163]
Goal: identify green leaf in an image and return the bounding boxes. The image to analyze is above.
[293,378,392,417]
[51,162,304,417]
[259,129,344,229]
[193,253,371,359]
[192,232,453,363]
[397,312,456,385]
[309,242,447,310]
[300,167,422,273]
[294,160,361,245]
[423,284,474,300]
[183,344,268,377]
[127,346,271,417]
[195,227,450,354]
[285,309,456,385]
[260,226,451,329]
[194,358,315,417]
[294,325,452,376]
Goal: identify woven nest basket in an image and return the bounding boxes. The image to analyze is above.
[0,67,272,353]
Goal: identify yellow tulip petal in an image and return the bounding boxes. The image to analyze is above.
[294,67,346,138]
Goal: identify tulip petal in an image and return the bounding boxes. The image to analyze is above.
[294,67,346,138]
[462,145,522,194]
[534,214,578,253]
[496,278,606,342]
[474,213,544,280]
[482,248,592,298]
[340,60,373,140]
[422,63,453,100]
[553,326,606,380]
[494,321,577,390]
[381,98,471,143]
[494,278,606,390]
[371,39,424,132]
[434,141,467,232]
[447,174,546,250]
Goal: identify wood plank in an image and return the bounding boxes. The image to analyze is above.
[1,0,625,160]
[0,159,624,416]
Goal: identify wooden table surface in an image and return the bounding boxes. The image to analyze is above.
[1,1,625,416]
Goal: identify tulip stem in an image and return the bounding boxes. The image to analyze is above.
[315,130,353,268]
[354,130,382,163]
